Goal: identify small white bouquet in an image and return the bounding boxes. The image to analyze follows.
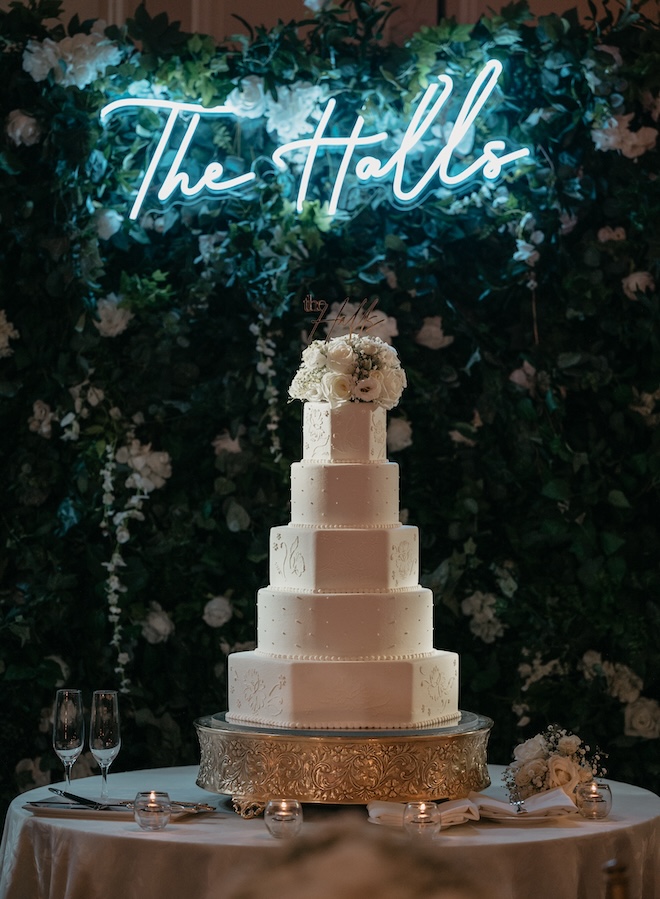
[289,334,406,410]
[504,724,606,800]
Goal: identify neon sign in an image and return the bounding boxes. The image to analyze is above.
[100,59,530,221]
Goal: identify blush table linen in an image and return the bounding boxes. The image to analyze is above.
[0,765,658,899]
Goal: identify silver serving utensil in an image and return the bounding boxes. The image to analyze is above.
[48,788,111,810]
[508,786,528,815]
[48,788,216,813]
[108,799,217,813]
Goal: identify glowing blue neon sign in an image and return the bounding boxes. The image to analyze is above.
[100,59,530,221]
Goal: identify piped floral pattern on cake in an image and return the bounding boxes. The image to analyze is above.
[420,662,456,711]
[303,405,330,459]
[234,667,286,717]
[272,533,306,579]
[370,413,386,458]
[390,539,416,586]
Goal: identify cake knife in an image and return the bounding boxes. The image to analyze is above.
[48,787,216,812]
[48,787,114,809]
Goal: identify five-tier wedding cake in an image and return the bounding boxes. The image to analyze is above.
[226,333,460,731]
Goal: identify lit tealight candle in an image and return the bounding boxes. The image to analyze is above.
[134,790,172,830]
[576,782,612,819]
[264,799,303,839]
[403,800,442,839]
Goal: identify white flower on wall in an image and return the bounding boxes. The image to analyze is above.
[621,271,655,300]
[93,293,134,338]
[28,400,56,438]
[203,595,234,628]
[5,109,42,146]
[591,114,657,158]
[225,76,268,120]
[22,29,123,90]
[387,418,412,452]
[265,82,325,143]
[624,697,660,739]
[0,309,19,358]
[461,590,506,644]
[415,316,454,350]
[115,438,172,492]
[141,601,175,644]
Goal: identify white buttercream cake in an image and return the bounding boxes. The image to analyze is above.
[226,335,460,730]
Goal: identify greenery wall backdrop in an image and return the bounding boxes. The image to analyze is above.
[1,0,659,820]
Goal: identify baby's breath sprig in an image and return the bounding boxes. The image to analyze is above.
[99,442,148,692]
[250,318,282,462]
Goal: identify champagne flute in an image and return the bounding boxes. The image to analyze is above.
[52,689,85,789]
[89,690,121,802]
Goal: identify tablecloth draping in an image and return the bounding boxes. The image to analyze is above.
[1,765,658,899]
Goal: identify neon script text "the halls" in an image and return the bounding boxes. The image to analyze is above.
[100,59,530,221]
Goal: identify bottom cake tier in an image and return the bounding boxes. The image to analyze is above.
[226,649,460,730]
[195,711,493,817]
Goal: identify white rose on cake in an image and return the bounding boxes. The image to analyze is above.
[352,376,382,401]
[325,340,357,373]
[301,342,325,368]
[379,367,406,407]
[321,371,353,404]
[289,333,406,410]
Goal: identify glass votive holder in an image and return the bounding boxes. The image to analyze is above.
[264,798,303,839]
[403,801,442,839]
[134,791,172,831]
[575,782,612,819]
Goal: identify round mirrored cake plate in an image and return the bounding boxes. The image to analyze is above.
[195,711,493,817]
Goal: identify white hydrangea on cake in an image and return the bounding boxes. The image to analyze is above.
[288,334,407,409]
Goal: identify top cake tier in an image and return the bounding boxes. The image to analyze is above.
[303,402,387,463]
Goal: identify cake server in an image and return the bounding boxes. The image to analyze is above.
[48,788,115,809]
[48,787,216,813]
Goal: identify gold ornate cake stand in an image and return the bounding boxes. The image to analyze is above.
[195,711,493,817]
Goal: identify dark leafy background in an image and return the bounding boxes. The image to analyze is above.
[1,0,659,823]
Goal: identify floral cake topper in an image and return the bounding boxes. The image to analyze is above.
[288,334,406,409]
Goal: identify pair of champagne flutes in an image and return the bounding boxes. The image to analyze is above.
[52,688,121,802]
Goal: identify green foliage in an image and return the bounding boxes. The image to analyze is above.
[1,0,659,823]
